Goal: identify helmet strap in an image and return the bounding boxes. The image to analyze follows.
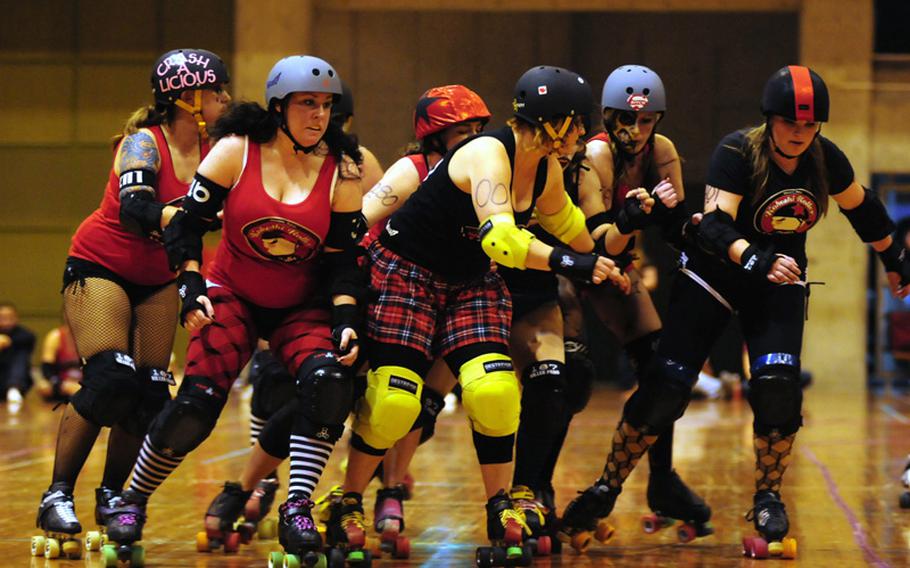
[278,99,320,154]
[543,116,573,149]
[766,117,816,160]
[175,90,208,140]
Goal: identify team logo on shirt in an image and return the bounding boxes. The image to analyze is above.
[242,217,321,263]
[753,188,819,234]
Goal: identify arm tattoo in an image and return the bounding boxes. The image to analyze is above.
[475,179,510,208]
[118,131,159,172]
[705,185,720,208]
[491,182,509,205]
[367,183,398,207]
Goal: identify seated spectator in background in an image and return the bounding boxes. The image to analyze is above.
[36,319,81,402]
[0,302,36,405]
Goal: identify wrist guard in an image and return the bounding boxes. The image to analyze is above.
[176,271,209,326]
[163,210,207,271]
[740,244,776,281]
[548,248,599,282]
[331,303,360,356]
[878,239,910,286]
[614,195,650,234]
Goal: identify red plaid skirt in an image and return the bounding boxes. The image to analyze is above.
[366,241,511,358]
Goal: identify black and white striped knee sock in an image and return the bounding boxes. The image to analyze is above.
[128,436,185,497]
[288,434,334,498]
[250,415,268,446]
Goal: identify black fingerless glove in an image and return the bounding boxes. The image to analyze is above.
[614,196,650,234]
[331,303,360,356]
[878,239,910,286]
[176,271,209,326]
[548,248,600,283]
[739,244,776,281]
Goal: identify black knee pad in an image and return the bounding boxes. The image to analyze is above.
[119,367,174,437]
[250,351,296,420]
[520,361,568,435]
[624,356,698,433]
[148,375,228,456]
[258,403,294,460]
[472,431,515,465]
[413,386,445,444]
[748,354,803,436]
[71,350,143,427]
[297,352,354,426]
[564,348,595,415]
[625,330,661,377]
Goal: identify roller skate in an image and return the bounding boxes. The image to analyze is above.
[373,484,410,559]
[742,490,797,560]
[509,485,552,556]
[246,478,280,539]
[84,486,120,552]
[325,492,377,567]
[315,484,344,540]
[475,489,533,567]
[641,469,714,542]
[101,488,147,567]
[267,493,327,568]
[31,482,83,559]
[898,456,910,509]
[196,481,252,553]
[557,480,618,553]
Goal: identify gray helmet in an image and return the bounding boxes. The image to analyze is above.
[264,55,343,108]
[601,65,666,112]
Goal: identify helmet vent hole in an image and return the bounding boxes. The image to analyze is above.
[643,88,650,95]
[626,87,633,94]
[328,70,334,77]
[312,69,320,76]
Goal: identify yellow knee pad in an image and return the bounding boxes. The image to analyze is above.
[353,366,423,450]
[458,353,521,437]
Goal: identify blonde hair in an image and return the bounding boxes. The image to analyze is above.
[111,104,173,148]
[507,117,558,154]
[743,122,829,215]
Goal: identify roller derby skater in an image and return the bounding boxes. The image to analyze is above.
[32,483,83,560]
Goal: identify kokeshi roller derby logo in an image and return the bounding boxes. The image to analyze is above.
[753,188,819,234]
[243,217,321,263]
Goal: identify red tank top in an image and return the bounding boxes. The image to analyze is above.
[69,125,203,285]
[55,325,82,381]
[363,154,429,245]
[207,139,336,308]
[589,132,653,212]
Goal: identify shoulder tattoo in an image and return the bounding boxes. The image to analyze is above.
[119,131,159,172]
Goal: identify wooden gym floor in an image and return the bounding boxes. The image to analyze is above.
[2,382,910,567]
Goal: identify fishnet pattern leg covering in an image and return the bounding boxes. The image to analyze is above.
[601,421,658,489]
[130,282,178,370]
[51,404,101,485]
[754,433,796,493]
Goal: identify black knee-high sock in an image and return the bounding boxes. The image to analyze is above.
[513,361,569,490]
[648,423,674,474]
[51,405,102,486]
[624,332,672,474]
[538,412,572,490]
[101,425,144,489]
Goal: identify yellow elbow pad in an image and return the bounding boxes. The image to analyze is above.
[536,198,586,244]
[479,213,536,269]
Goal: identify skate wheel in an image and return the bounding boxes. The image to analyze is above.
[223,530,241,553]
[595,520,615,543]
[346,526,365,548]
[901,492,910,509]
[475,546,493,568]
[768,541,784,556]
[62,539,82,559]
[131,544,146,567]
[393,535,410,559]
[366,536,383,557]
[45,537,61,559]
[750,537,769,559]
[102,544,119,567]
[238,522,255,544]
[534,535,552,556]
[268,550,285,568]
[30,535,46,557]
[503,521,523,545]
[259,517,279,539]
[782,537,798,559]
[196,530,210,552]
[284,553,302,568]
[570,531,592,552]
[85,530,102,551]
[677,523,697,543]
[305,551,328,568]
[328,548,345,568]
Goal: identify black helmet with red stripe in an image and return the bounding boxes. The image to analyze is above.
[761,65,829,123]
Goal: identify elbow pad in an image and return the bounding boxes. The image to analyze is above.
[479,213,536,269]
[326,248,368,303]
[585,212,611,234]
[162,210,207,271]
[696,209,743,258]
[184,173,230,221]
[325,211,368,250]
[840,187,895,243]
[119,189,165,239]
[536,198,587,244]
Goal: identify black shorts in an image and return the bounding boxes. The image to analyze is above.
[499,266,559,322]
[63,256,173,305]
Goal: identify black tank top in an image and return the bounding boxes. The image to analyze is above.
[380,127,548,280]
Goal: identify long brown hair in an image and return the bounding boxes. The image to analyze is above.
[743,122,829,215]
[111,104,175,148]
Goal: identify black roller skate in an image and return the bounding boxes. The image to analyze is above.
[509,485,552,556]
[899,456,910,509]
[101,488,147,567]
[325,492,376,567]
[84,486,120,552]
[373,484,410,558]
[557,480,619,553]
[31,482,83,559]
[475,489,532,567]
[246,478,280,539]
[742,490,797,560]
[196,481,252,553]
[642,469,714,542]
[267,494,326,568]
